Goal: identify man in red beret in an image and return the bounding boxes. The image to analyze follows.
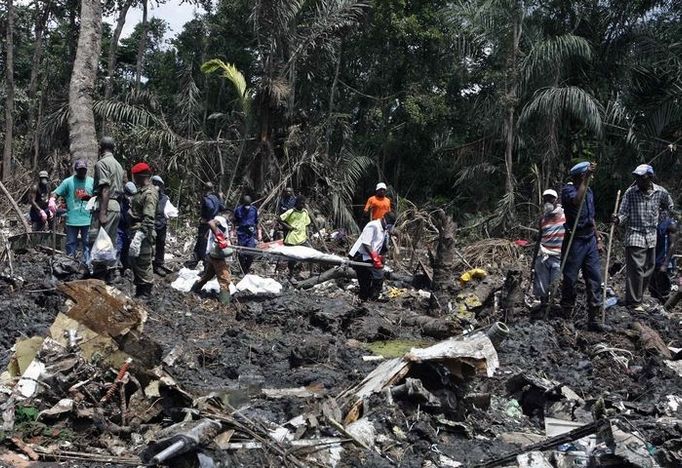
[128,162,159,298]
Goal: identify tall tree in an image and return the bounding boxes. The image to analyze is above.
[68,0,102,169]
[105,0,135,100]
[28,0,53,168]
[135,0,148,90]
[2,0,15,181]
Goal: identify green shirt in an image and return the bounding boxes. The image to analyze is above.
[129,184,159,240]
[54,175,94,227]
[94,153,125,197]
[280,208,311,245]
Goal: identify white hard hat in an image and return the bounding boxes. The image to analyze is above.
[542,189,558,199]
[214,216,228,229]
[376,182,387,191]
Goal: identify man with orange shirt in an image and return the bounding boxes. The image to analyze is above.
[364,182,392,221]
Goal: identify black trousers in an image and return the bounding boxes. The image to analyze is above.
[351,254,384,300]
[192,223,210,261]
[154,225,167,267]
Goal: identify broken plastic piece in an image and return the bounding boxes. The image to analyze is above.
[140,418,221,465]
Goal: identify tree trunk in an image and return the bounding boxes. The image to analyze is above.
[3,0,15,182]
[105,0,133,100]
[503,6,522,221]
[68,0,102,170]
[429,209,459,315]
[28,0,52,169]
[135,0,148,91]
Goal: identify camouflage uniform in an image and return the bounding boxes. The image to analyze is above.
[129,184,159,292]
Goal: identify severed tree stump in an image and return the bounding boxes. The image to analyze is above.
[429,209,459,315]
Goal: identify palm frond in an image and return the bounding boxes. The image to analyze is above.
[201,58,252,112]
[523,34,592,83]
[520,86,603,137]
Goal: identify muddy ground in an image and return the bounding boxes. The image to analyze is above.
[1,246,682,467]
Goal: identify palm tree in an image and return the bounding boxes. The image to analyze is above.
[68,0,102,169]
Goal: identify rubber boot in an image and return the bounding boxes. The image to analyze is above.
[559,303,574,319]
[587,306,612,332]
[190,281,202,294]
[219,290,231,305]
[154,266,167,277]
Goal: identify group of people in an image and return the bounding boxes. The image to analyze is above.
[30,137,174,298]
[532,161,677,330]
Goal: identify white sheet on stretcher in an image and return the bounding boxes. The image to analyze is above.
[266,245,347,263]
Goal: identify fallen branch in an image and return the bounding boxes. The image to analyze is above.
[0,180,30,233]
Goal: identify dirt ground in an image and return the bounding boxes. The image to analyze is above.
[1,243,682,467]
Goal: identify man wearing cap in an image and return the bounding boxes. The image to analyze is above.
[151,175,170,277]
[90,137,125,276]
[364,183,392,222]
[234,195,260,274]
[531,189,565,307]
[28,171,53,231]
[560,162,605,330]
[128,163,159,298]
[189,182,224,268]
[51,161,94,262]
[614,164,674,310]
[349,211,396,301]
[191,215,233,305]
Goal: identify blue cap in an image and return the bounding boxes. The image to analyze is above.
[569,161,590,176]
[124,181,138,196]
[632,164,653,176]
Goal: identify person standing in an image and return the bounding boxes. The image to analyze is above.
[89,137,125,280]
[280,196,312,277]
[189,182,224,267]
[649,209,678,301]
[279,187,297,214]
[119,181,138,269]
[28,171,53,231]
[614,164,675,310]
[363,182,392,221]
[560,162,605,331]
[233,195,259,274]
[151,175,170,277]
[191,215,233,305]
[531,189,565,306]
[349,212,396,301]
[128,163,159,298]
[51,160,93,262]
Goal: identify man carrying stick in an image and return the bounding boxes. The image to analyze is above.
[560,162,605,331]
[613,164,674,311]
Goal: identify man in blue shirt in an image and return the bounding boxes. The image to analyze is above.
[234,195,259,274]
[560,161,604,331]
[51,160,94,263]
[189,182,224,267]
[649,209,678,301]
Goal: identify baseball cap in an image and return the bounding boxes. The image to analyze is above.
[542,189,558,199]
[151,175,164,185]
[376,182,387,191]
[131,162,152,175]
[124,181,138,196]
[38,170,49,179]
[569,161,590,176]
[74,160,87,170]
[632,164,654,176]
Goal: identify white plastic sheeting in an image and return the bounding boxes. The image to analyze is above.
[170,267,236,294]
[236,275,283,295]
[266,245,347,264]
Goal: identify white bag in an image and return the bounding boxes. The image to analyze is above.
[164,200,179,219]
[89,227,117,266]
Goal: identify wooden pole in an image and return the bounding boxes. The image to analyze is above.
[0,180,30,233]
[602,189,621,325]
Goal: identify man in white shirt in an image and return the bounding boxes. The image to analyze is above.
[349,212,396,301]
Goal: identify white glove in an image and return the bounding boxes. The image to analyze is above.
[128,231,145,258]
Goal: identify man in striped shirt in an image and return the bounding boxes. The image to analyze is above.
[532,189,565,305]
[614,164,675,310]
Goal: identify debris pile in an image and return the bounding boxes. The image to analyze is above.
[1,244,682,467]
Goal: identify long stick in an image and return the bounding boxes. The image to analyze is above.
[544,176,591,318]
[0,180,30,233]
[602,190,621,325]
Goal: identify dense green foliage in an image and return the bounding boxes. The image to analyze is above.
[1,0,681,232]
